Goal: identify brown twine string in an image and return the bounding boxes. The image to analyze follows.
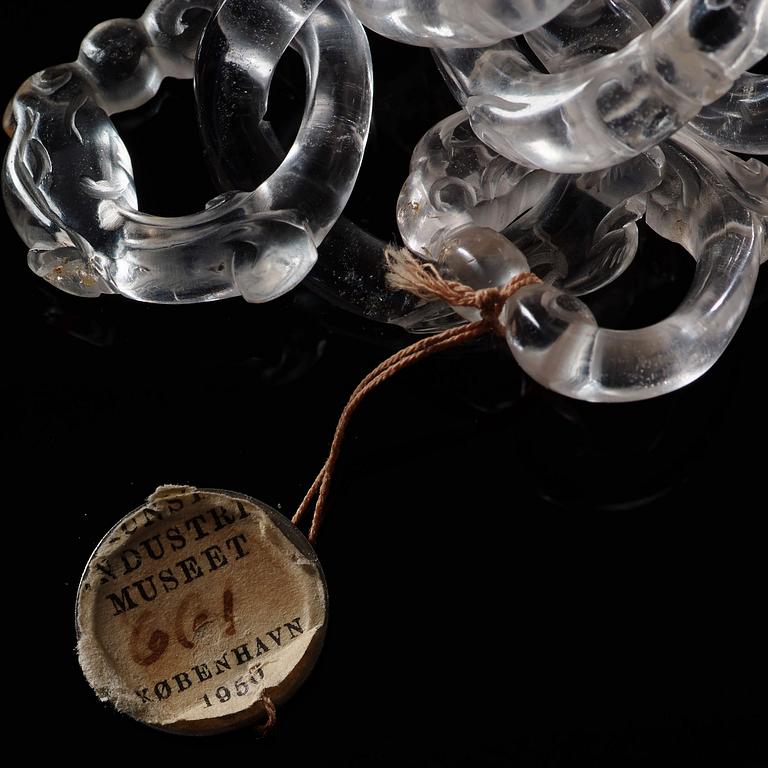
[256,694,277,736]
[292,247,542,544]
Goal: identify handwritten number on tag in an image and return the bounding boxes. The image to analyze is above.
[130,588,235,667]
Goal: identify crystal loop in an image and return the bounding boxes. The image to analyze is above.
[3,0,373,304]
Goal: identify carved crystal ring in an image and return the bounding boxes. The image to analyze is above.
[436,0,768,172]
[398,112,766,402]
[3,0,373,303]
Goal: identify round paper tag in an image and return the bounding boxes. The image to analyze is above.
[76,486,328,734]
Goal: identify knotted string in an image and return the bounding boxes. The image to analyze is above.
[292,247,541,543]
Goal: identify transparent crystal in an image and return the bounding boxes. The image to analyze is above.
[506,137,766,400]
[349,0,577,47]
[525,0,768,156]
[687,73,768,155]
[435,226,531,322]
[398,112,766,401]
[3,0,372,303]
[436,0,768,172]
[397,112,653,296]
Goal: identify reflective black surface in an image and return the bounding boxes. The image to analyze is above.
[3,2,767,764]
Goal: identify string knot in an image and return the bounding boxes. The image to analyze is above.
[474,286,508,337]
[384,246,541,337]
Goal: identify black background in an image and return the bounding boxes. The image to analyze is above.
[2,2,767,765]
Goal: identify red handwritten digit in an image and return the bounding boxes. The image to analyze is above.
[174,593,210,650]
[130,610,169,667]
[129,588,235,663]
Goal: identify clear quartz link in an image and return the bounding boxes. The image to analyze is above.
[686,72,768,154]
[348,0,577,47]
[436,227,531,323]
[522,0,768,220]
[435,0,768,172]
[397,112,655,297]
[504,137,764,401]
[398,112,766,401]
[525,0,768,155]
[628,0,767,153]
[198,4,459,331]
[3,0,372,304]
